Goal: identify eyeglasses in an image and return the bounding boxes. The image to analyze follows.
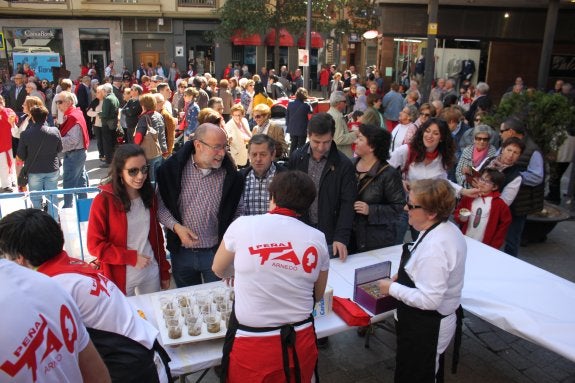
[406,201,423,210]
[474,136,490,142]
[253,114,265,119]
[198,139,229,152]
[478,177,494,185]
[125,165,150,177]
[420,113,431,117]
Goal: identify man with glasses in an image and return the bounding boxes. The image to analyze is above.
[7,73,27,114]
[57,91,90,208]
[328,91,357,158]
[156,123,244,287]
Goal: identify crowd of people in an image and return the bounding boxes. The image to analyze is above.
[1,57,574,383]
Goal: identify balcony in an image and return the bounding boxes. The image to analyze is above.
[178,0,215,8]
[2,0,66,3]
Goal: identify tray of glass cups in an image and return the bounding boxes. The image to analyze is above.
[151,286,233,346]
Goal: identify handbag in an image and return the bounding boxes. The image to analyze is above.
[332,296,371,327]
[139,114,162,160]
[18,133,46,188]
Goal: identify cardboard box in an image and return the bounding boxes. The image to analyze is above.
[353,262,397,315]
[313,286,333,318]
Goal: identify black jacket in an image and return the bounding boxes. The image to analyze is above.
[352,159,405,253]
[123,98,143,129]
[286,99,311,137]
[289,142,356,246]
[156,141,245,253]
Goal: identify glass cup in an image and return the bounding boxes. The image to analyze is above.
[167,317,182,339]
[177,293,191,308]
[204,312,222,334]
[187,317,203,336]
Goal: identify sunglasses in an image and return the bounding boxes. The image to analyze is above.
[55,100,64,104]
[406,201,423,210]
[474,118,481,122]
[179,85,187,88]
[474,137,490,142]
[500,128,510,133]
[125,165,150,177]
[420,113,431,117]
[253,114,264,119]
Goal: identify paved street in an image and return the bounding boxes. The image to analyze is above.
[2,139,573,383]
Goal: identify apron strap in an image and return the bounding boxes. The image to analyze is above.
[152,340,174,383]
[451,305,464,374]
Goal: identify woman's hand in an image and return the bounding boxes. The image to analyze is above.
[135,254,151,269]
[161,279,171,290]
[354,201,369,215]
[461,187,481,198]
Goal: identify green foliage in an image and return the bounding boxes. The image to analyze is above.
[484,91,575,155]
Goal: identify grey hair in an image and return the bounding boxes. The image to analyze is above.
[476,82,490,95]
[329,91,346,107]
[101,83,113,95]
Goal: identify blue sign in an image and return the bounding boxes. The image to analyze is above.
[13,53,61,81]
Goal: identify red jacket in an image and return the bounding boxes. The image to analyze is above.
[319,68,330,87]
[454,192,512,250]
[87,183,170,294]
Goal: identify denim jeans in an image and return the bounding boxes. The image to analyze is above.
[504,214,526,257]
[62,149,89,208]
[148,156,163,184]
[170,246,220,287]
[28,170,59,219]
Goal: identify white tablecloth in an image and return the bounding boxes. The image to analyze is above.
[128,237,575,375]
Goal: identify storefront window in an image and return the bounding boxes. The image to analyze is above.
[1,27,64,81]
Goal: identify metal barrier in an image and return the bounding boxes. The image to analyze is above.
[0,187,100,261]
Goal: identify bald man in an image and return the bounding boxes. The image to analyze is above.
[156,123,244,287]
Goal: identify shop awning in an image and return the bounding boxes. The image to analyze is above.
[298,31,324,49]
[231,30,262,46]
[265,28,295,47]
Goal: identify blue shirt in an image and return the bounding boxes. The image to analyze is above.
[382,90,404,121]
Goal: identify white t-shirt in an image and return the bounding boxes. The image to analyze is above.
[125,197,159,295]
[388,144,463,195]
[0,260,89,383]
[52,271,159,350]
[465,196,492,243]
[224,214,330,327]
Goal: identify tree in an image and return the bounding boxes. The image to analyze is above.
[215,0,379,70]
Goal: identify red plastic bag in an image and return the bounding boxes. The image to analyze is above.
[332,296,371,327]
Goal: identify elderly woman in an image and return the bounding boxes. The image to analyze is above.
[25,81,45,102]
[456,124,497,187]
[252,103,287,159]
[352,124,404,252]
[240,79,254,119]
[379,178,466,383]
[361,93,384,129]
[212,170,329,383]
[86,86,105,162]
[414,103,436,128]
[217,79,234,122]
[390,104,418,153]
[133,93,166,183]
[225,104,251,167]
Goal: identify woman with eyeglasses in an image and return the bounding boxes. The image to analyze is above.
[379,178,466,383]
[88,144,170,296]
[252,103,287,159]
[389,118,479,243]
[414,103,436,128]
[455,125,497,187]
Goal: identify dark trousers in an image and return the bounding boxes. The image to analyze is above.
[289,135,307,156]
[93,125,104,158]
[101,121,117,164]
[547,161,570,203]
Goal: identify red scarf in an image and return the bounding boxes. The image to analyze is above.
[269,207,300,217]
[60,107,90,149]
[404,146,439,174]
[425,149,439,161]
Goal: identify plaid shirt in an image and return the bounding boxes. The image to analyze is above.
[158,156,225,248]
[243,163,276,216]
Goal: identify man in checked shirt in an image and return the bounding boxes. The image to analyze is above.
[239,134,287,216]
[156,123,245,287]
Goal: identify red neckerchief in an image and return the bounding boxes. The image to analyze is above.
[269,207,300,217]
[60,107,90,149]
[425,149,439,161]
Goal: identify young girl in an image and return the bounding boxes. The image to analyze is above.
[87,144,170,296]
[454,168,512,249]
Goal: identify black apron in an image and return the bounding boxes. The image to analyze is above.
[219,302,319,383]
[394,222,463,383]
